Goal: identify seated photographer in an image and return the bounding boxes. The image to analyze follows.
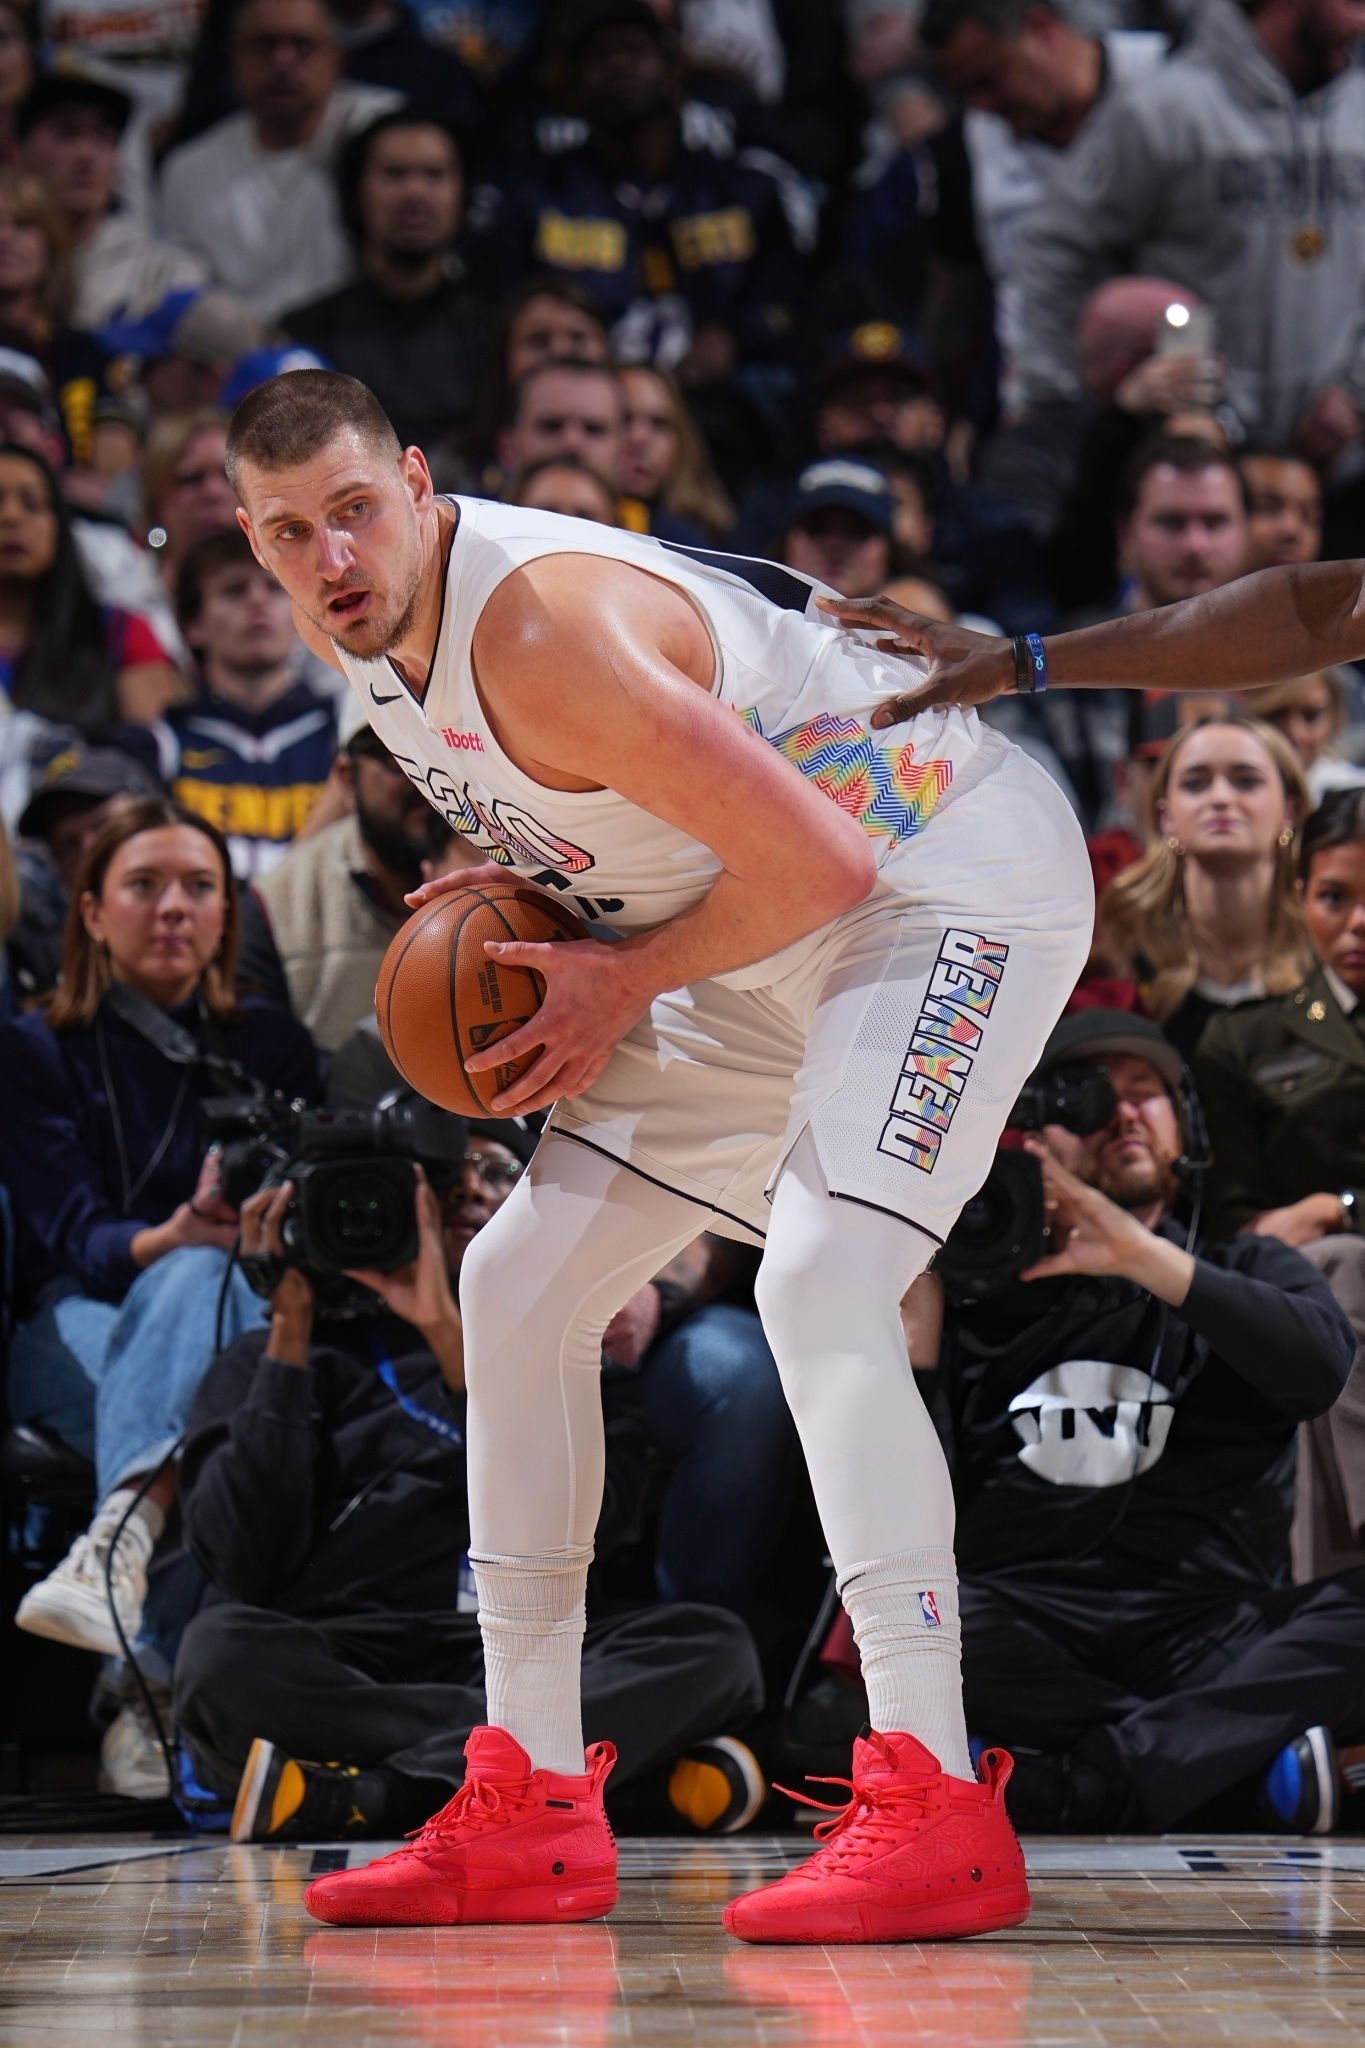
[0,798,318,1661]
[173,1128,765,1841]
[1195,789,1365,1578]
[925,1010,1365,1834]
[330,1015,804,1630]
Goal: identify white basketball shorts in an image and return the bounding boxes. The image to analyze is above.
[546,728,1095,1246]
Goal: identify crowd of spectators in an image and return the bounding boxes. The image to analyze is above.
[3,0,1365,1840]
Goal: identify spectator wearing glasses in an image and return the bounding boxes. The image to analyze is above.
[158,0,399,321]
[174,1120,765,1843]
[138,410,239,631]
[330,1012,803,1634]
[1240,671,1365,807]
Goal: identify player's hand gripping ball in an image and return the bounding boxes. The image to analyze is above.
[376,881,588,1117]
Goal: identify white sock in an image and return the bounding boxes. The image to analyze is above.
[471,1548,591,1776]
[96,1488,165,1550]
[839,1547,975,1782]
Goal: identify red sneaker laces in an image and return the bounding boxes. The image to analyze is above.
[774,1769,939,1873]
[403,1773,538,1855]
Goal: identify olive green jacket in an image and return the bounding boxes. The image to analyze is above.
[1193,963,1365,1240]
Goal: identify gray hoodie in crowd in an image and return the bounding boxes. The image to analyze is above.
[1014,0,1365,442]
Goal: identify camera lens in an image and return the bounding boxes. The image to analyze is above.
[936,1151,1048,1305]
[332,1174,404,1256]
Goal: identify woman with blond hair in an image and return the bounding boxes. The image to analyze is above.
[1097,713,1312,1059]
[619,364,734,541]
[0,798,317,1680]
[1241,671,1365,804]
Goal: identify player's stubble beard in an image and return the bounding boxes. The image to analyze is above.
[316,518,426,661]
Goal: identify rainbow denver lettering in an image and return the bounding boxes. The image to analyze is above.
[741,709,952,845]
[879,928,1010,1172]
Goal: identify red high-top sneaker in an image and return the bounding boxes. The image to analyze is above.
[304,1728,618,1928]
[723,1730,1029,1944]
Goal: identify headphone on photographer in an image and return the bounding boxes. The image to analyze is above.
[1172,1061,1212,1205]
[1035,1010,1211,1229]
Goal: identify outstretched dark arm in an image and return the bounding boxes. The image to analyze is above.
[818,561,1365,722]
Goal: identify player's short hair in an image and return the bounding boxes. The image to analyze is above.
[1116,433,1249,526]
[226,370,401,496]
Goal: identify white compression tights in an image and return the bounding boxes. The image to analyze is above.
[461,1128,972,1780]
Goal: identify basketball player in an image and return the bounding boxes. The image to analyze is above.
[818,560,1365,721]
[228,371,1093,1943]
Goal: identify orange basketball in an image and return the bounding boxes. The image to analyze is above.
[376,882,588,1118]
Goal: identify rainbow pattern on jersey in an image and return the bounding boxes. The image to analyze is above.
[741,709,953,846]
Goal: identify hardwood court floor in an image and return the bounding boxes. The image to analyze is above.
[2,1832,1364,2046]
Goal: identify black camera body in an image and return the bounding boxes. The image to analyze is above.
[205,1095,467,1306]
[935,1064,1116,1305]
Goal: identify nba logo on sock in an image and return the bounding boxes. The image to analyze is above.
[919,1589,941,1628]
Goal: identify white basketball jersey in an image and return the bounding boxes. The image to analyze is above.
[335,498,985,983]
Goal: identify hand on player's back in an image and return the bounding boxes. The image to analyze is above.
[815,595,1014,723]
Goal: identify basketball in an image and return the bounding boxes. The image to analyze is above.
[376,881,588,1118]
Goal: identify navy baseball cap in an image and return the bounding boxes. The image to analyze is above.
[18,745,161,839]
[820,322,935,396]
[785,458,895,536]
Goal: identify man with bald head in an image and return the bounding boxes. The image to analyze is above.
[1014,0,1365,449]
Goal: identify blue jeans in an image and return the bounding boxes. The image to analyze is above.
[639,1303,802,1617]
[7,1246,267,1502]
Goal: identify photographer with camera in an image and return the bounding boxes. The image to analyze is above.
[926,1009,1365,1835]
[0,798,318,1764]
[172,1120,765,1844]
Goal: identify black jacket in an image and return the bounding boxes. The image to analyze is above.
[941,1225,1354,1591]
[283,268,485,458]
[0,996,318,1309]
[1194,962,1365,1238]
[180,1320,647,1618]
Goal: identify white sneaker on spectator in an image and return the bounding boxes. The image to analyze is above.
[99,1698,173,1801]
[14,1491,156,1656]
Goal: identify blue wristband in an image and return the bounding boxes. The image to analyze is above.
[1012,633,1048,694]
